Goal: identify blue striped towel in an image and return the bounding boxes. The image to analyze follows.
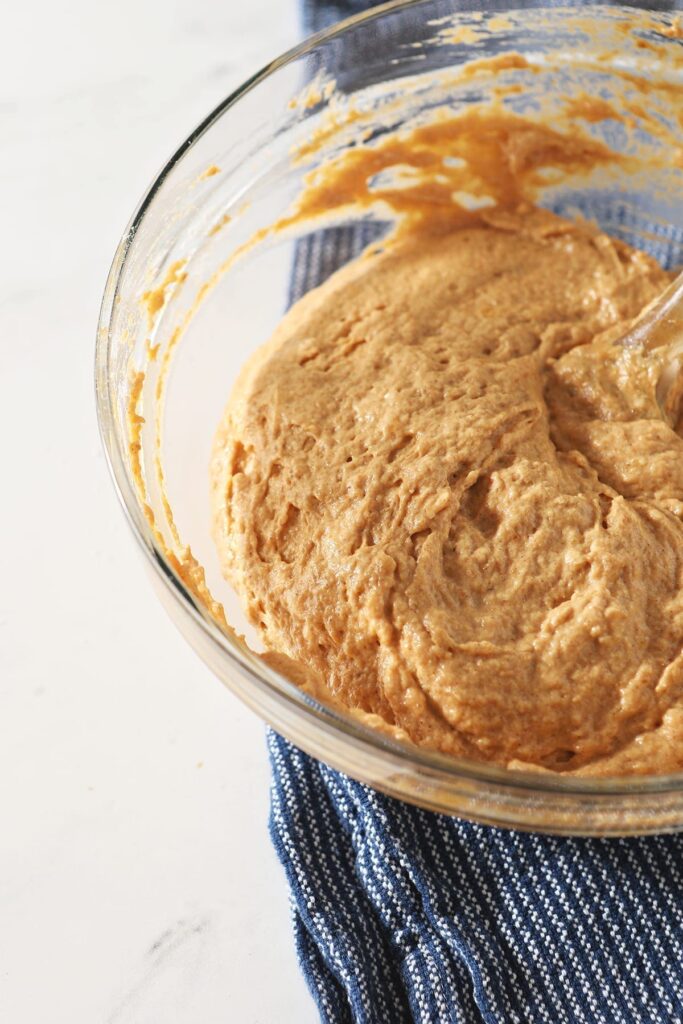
[269,733,683,1023]
[269,2,683,1021]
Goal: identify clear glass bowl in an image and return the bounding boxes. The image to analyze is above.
[96,0,683,835]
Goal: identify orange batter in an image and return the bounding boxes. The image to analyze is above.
[211,198,683,776]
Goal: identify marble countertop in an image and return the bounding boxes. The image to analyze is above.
[2,1,318,1020]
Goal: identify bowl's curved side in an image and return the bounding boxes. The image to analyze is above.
[96,0,683,834]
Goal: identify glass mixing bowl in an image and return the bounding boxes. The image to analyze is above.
[96,0,683,835]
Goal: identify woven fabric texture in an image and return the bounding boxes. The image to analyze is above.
[269,733,683,1024]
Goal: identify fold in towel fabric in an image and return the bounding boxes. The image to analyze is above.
[269,2,683,1021]
[269,733,683,1024]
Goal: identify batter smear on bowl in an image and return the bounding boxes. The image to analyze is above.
[211,133,683,777]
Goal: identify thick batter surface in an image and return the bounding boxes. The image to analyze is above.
[211,206,683,775]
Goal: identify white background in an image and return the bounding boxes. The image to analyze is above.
[1,1,319,1020]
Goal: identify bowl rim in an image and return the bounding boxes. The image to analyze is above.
[95,0,683,801]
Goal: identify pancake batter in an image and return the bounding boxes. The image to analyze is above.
[211,205,683,775]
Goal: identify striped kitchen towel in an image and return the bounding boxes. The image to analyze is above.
[269,2,683,1022]
[269,732,683,1024]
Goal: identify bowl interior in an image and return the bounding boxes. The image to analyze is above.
[98,1,683,831]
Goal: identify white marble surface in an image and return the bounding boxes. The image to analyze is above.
[1,2,319,1020]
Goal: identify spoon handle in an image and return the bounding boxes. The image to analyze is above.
[618,270,683,422]
[621,270,683,352]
